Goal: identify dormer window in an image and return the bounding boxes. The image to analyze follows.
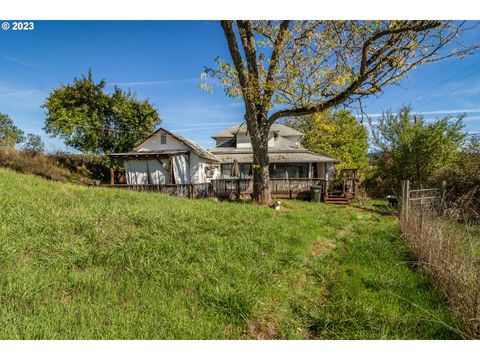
[160,134,167,144]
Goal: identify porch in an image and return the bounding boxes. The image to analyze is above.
[102,177,329,200]
[210,177,327,199]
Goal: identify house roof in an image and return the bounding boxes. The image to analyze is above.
[211,135,304,153]
[212,123,304,138]
[212,151,339,164]
[107,150,189,158]
[210,134,339,163]
[127,127,220,162]
[162,128,220,162]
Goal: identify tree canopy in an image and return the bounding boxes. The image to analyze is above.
[285,110,369,179]
[22,133,45,154]
[370,106,466,187]
[43,71,161,155]
[204,20,479,204]
[0,113,24,146]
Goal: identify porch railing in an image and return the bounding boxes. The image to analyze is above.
[102,178,326,200]
[99,183,211,199]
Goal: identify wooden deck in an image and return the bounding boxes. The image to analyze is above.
[101,178,327,200]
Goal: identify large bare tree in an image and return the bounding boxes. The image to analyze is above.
[204,20,478,204]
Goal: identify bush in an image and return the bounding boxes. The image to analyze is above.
[0,147,124,184]
[52,152,113,184]
[0,146,68,181]
[428,146,480,223]
[22,133,45,154]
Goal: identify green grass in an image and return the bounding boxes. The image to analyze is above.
[0,168,464,339]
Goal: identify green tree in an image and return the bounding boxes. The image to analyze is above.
[43,71,161,155]
[43,71,161,182]
[0,113,24,146]
[286,110,369,180]
[370,106,466,187]
[205,21,478,204]
[22,133,45,154]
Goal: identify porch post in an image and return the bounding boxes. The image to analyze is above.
[168,155,174,185]
[109,158,115,185]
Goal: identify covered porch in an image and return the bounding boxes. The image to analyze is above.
[107,150,191,185]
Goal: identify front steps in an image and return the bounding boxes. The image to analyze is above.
[324,194,350,205]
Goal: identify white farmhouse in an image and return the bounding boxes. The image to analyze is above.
[108,123,339,186]
[108,128,220,185]
[209,124,339,181]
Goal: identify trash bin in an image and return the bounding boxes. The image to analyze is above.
[311,185,322,202]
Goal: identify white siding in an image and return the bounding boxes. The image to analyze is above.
[189,153,220,183]
[283,135,303,146]
[236,133,275,148]
[190,152,208,184]
[135,130,190,152]
[236,134,252,148]
[211,165,220,180]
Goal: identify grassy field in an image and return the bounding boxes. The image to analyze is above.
[0,168,465,339]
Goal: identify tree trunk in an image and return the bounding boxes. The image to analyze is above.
[250,126,271,205]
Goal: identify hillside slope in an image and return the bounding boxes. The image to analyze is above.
[0,169,464,339]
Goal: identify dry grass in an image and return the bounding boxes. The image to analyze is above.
[400,204,480,338]
[0,146,69,182]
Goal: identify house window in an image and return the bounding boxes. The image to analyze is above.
[221,164,232,178]
[160,134,167,144]
[240,164,252,178]
[269,163,309,178]
[205,164,218,179]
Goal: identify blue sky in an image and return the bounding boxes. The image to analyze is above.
[0,20,479,152]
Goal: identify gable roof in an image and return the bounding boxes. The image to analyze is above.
[132,127,219,162]
[210,132,339,163]
[211,152,339,164]
[212,123,304,138]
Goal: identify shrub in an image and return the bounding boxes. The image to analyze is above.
[52,152,124,184]
[0,146,68,181]
[22,133,45,154]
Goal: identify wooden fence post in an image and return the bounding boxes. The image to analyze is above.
[401,180,410,222]
[440,180,446,209]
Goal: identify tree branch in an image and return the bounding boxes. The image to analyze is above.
[237,20,260,80]
[220,21,249,90]
[268,21,445,123]
[263,20,291,112]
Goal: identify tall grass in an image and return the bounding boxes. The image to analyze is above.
[400,204,480,338]
[0,168,464,339]
[0,147,109,184]
[0,146,68,181]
